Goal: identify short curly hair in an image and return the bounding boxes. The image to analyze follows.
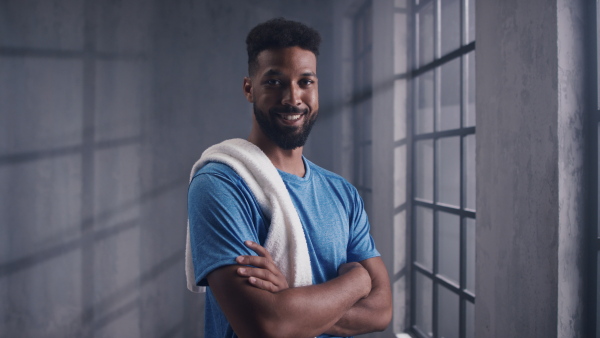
[246,18,321,76]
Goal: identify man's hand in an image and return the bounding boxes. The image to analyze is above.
[207,241,373,337]
[235,241,289,293]
[235,242,391,336]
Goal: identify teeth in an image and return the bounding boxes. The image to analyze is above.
[282,114,301,121]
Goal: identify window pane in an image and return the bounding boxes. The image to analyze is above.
[441,0,460,56]
[439,58,461,131]
[437,285,459,338]
[415,272,433,336]
[415,139,434,201]
[464,134,476,210]
[438,211,460,283]
[466,0,475,44]
[437,136,460,206]
[416,70,435,134]
[466,217,476,291]
[466,300,475,338]
[394,145,407,206]
[464,51,476,127]
[394,79,408,141]
[395,12,409,75]
[418,1,435,66]
[415,206,434,269]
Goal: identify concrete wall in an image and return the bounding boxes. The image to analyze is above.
[476,0,595,336]
[6,0,596,337]
[0,1,335,337]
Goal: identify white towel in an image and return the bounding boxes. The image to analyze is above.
[186,138,313,293]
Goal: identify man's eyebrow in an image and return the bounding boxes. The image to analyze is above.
[263,69,283,76]
[261,69,317,77]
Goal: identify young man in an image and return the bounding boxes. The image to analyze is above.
[188,18,392,337]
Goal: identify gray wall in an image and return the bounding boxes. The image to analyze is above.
[4,0,596,337]
[0,1,335,337]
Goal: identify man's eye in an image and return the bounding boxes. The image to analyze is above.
[266,79,281,86]
[300,79,314,86]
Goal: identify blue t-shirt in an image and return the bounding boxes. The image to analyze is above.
[188,157,380,338]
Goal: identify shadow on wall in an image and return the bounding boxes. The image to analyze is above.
[0,0,337,337]
[0,0,204,336]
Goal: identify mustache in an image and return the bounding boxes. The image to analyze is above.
[269,106,308,115]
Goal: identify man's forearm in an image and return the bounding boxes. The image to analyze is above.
[325,257,393,336]
[325,284,392,336]
[208,262,372,338]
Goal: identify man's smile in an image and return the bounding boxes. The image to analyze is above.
[270,106,310,126]
[281,114,302,121]
[276,112,306,126]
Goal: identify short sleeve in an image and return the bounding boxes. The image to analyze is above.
[188,164,268,286]
[346,187,380,263]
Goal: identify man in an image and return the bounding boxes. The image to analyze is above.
[188,18,392,337]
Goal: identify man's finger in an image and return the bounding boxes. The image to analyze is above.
[237,266,278,285]
[249,276,278,293]
[236,267,281,292]
[244,240,273,260]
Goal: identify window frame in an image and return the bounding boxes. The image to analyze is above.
[407,0,476,337]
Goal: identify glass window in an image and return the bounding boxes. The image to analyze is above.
[441,0,461,56]
[418,1,435,66]
[416,70,435,134]
[408,0,476,337]
[415,206,434,269]
[437,285,460,338]
[439,58,461,131]
[415,272,434,336]
[438,211,460,283]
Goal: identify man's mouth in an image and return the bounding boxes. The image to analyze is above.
[271,107,309,125]
[281,114,303,121]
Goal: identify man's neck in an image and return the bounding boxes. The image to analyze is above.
[247,132,306,178]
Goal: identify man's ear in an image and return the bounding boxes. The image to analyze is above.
[243,77,254,103]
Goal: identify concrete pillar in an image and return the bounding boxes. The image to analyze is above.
[476,0,595,336]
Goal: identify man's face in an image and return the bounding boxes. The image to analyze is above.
[245,46,319,150]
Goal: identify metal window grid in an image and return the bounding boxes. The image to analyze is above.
[407,0,475,337]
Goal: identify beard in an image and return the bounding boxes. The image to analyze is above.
[253,104,318,150]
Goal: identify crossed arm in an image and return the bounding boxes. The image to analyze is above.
[206,241,392,338]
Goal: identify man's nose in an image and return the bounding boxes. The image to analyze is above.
[282,84,302,106]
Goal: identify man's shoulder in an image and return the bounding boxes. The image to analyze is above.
[305,158,354,187]
[192,161,240,182]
